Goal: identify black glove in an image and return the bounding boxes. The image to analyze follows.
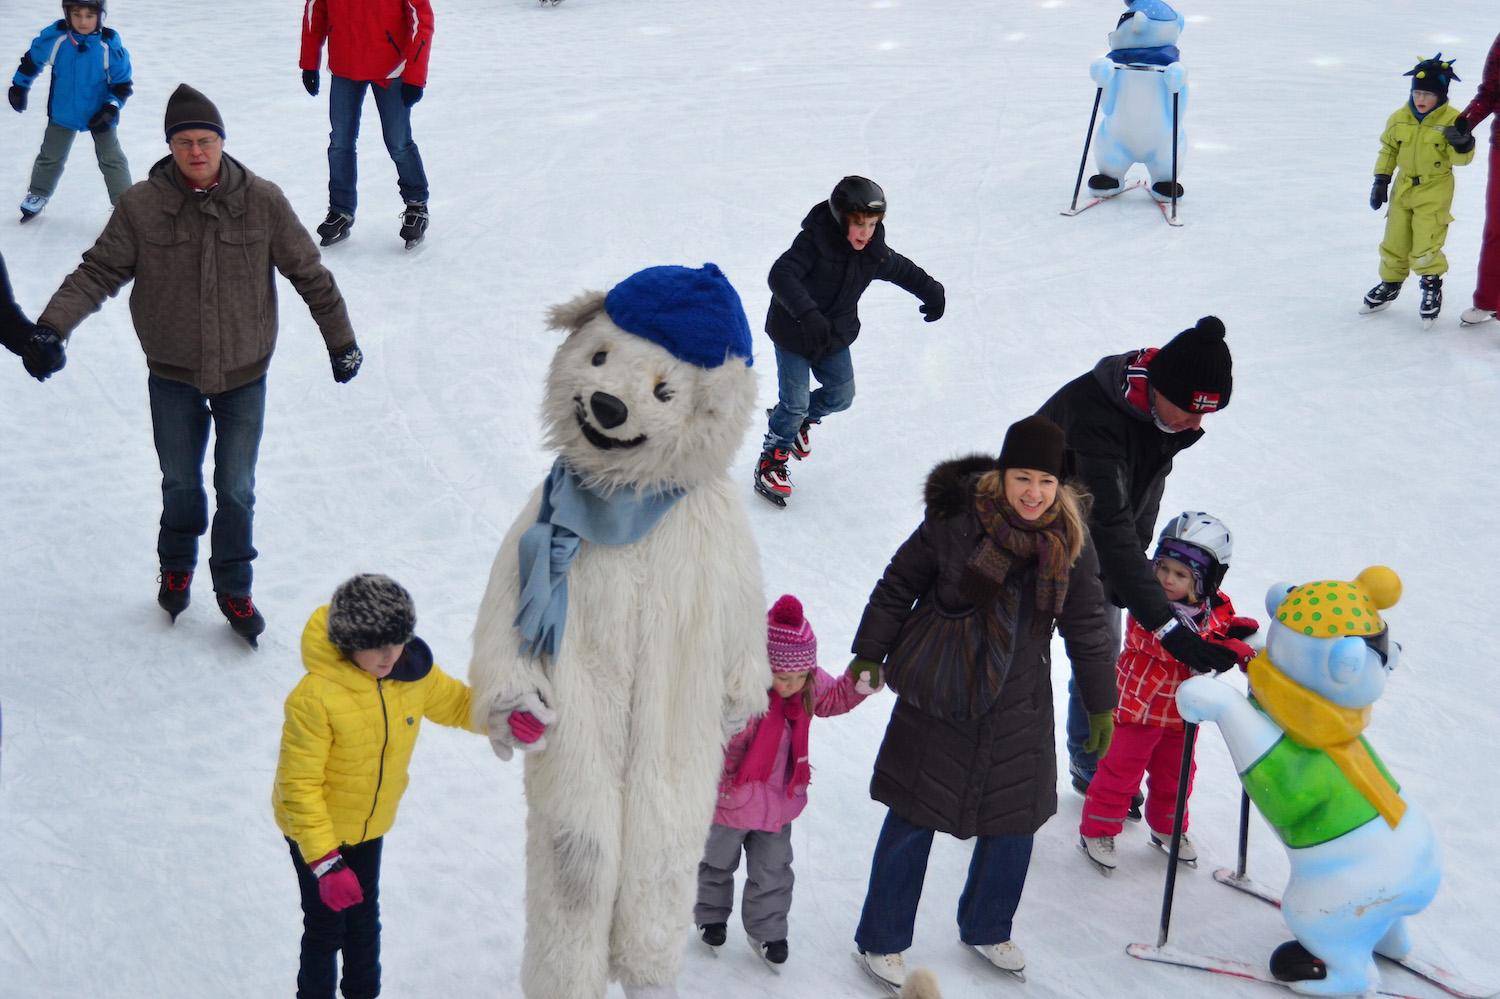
[1443,122,1476,154]
[400,82,423,107]
[302,69,319,97]
[1160,623,1239,675]
[1370,174,1390,211]
[330,342,362,383]
[797,309,831,357]
[87,104,117,133]
[23,326,66,381]
[919,284,945,323]
[8,84,26,113]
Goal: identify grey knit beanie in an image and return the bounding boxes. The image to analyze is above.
[327,574,416,653]
[164,83,225,139]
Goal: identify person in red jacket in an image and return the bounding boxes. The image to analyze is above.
[1453,32,1500,326]
[299,0,433,249]
[1078,511,1257,875]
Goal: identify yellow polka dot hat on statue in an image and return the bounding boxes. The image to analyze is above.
[1274,566,1402,637]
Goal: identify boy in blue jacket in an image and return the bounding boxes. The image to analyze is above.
[9,0,133,222]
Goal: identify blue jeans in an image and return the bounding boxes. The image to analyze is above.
[288,837,383,999]
[1067,606,1124,782]
[148,374,265,596]
[854,809,1034,954]
[763,343,855,452]
[327,75,428,215]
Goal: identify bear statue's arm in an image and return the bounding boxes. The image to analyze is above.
[702,480,773,736]
[1163,62,1186,95]
[468,484,555,734]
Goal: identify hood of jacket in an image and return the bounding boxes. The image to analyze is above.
[1089,349,1205,447]
[923,454,1001,519]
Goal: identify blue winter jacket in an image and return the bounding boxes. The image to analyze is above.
[12,20,132,132]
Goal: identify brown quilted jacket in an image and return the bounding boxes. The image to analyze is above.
[41,154,354,394]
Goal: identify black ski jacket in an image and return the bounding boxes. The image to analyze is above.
[1,251,34,357]
[764,202,941,361]
[1038,352,1204,632]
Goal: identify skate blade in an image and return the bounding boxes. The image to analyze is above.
[1422,317,1436,330]
[1148,837,1197,867]
[404,235,426,250]
[966,944,1027,982]
[319,231,350,248]
[1359,302,1393,315]
[851,952,903,996]
[751,941,783,975]
[753,482,788,508]
[1078,841,1116,877]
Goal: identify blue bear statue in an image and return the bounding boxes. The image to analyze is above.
[1088,0,1188,202]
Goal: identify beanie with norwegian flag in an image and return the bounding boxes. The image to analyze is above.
[1147,316,1233,414]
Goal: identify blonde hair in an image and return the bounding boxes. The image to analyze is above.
[976,470,1091,565]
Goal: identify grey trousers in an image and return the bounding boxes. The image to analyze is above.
[695,821,795,943]
[29,120,131,204]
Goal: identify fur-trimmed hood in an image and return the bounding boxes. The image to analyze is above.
[923,454,1000,519]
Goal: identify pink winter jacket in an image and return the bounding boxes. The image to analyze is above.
[713,667,868,833]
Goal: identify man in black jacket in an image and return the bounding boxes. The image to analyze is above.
[754,176,944,506]
[1038,316,1235,789]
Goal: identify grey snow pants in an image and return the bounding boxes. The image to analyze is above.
[30,119,131,205]
[694,821,795,943]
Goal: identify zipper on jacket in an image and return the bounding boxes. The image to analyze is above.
[360,678,391,844]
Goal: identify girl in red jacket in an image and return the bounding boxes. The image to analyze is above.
[1078,512,1256,874]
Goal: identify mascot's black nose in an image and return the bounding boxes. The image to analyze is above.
[589,391,628,429]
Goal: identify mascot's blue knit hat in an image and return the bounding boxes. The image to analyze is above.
[603,263,753,369]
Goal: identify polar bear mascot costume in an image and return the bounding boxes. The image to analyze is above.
[1178,567,1441,997]
[1088,0,1188,202]
[470,263,772,999]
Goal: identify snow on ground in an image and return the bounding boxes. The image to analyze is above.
[2,1,1497,996]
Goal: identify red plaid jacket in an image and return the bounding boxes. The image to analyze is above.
[1115,592,1238,729]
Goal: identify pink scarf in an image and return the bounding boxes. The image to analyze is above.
[733,690,810,797]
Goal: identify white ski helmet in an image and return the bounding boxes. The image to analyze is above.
[1155,510,1232,595]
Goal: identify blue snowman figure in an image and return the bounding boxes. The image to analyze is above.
[1087,0,1188,202]
[1177,567,1441,997]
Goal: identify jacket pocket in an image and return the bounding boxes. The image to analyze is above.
[216,226,272,367]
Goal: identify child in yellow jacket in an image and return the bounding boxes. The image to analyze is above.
[272,574,478,999]
[1361,54,1477,325]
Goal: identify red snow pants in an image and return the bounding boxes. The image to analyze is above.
[1475,141,1500,311]
[1079,721,1196,839]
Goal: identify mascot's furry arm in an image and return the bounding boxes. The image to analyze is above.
[704,479,774,740]
[469,485,555,759]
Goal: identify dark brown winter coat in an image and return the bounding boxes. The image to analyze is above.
[851,456,1117,839]
[40,154,354,394]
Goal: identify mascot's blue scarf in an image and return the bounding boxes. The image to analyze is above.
[515,458,685,659]
[1107,45,1180,67]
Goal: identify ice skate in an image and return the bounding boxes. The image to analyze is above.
[855,950,906,994]
[317,210,353,247]
[754,447,791,507]
[1360,280,1402,314]
[1419,274,1443,329]
[19,192,47,223]
[1080,834,1118,875]
[1148,828,1198,866]
[217,592,266,648]
[399,201,428,249]
[697,922,725,955]
[157,569,193,622]
[969,940,1026,982]
[790,418,817,459]
[1460,306,1496,326]
[753,937,787,972]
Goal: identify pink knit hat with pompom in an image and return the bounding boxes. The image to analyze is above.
[767,594,817,674]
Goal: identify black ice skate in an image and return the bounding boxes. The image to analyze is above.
[400,201,429,249]
[1419,274,1443,329]
[317,210,353,247]
[1359,280,1402,314]
[157,569,193,621]
[698,923,726,954]
[217,592,266,647]
[754,447,792,507]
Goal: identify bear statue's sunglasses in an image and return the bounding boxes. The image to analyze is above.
[1363,628,1396,668]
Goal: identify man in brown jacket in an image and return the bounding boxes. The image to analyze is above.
[30,83,363,646]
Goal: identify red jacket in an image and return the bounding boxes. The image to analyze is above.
[300,0,433,88]
[1115,592,1238,729]
[1460,32,1500,147]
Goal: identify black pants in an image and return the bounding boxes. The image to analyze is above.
[287,837,383,999]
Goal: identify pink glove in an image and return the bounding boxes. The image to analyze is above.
[310,850,364,912]
[509,710,546,743]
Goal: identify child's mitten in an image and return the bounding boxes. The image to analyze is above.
[310,850,364,912]
[1370,175,1390,210]
[8,85,25,113]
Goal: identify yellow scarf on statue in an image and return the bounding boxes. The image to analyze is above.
[1247,651,1405,828]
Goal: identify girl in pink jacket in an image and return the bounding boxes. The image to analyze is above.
[694,594,876,966]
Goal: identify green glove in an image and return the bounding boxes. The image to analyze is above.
[848,655,883,694]
[1083,712,1114,756]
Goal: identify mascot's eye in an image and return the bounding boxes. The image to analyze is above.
[653,382,674,402]
[591,351,607,367]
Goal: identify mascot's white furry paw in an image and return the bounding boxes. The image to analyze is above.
[486,691,556,761]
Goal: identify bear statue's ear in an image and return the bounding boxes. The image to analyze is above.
[1264,582,1295,619]
[546,291,609,336]
[1327,636,1368,687]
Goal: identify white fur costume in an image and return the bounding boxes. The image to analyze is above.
[470,277,769,999]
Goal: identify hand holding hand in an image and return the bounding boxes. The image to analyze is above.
[10,84,29,113]
[401,82,423,107]
[1160,623,1239,675]
[1370,174,1391,211]
[1208,637,1256,672]
[1443,122,1476,153]
[330,343,362,383]
[486,691,556,761]
[23,326,66,381]
[310,850,364,911]
[848,655,883,696]
[1083,711,1114,755]
[87,104,117,133]
[919,284,945,322]
[302,70,319,97]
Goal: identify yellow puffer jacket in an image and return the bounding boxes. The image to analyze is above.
[272,605,476,862]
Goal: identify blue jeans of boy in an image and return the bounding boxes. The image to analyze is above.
[763,344,855,452]
[327,75,428,216]
[287,837,383,999]
[854,809,1033,955]
[148,374,265,596]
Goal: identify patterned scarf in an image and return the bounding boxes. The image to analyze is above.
[733,690,810,798]
[967,494,1073,619]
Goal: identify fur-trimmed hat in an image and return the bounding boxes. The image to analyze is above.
[327,574,416,653]
[603,263,753,369]
[997,415,1068,478]
[1147,316,1232,414]
[766,594,817,674]
[164,83,225,139]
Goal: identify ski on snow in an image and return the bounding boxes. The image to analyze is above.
[1127,942,1430,998]
[1060,180,1147,216]
[1212,869,1499,999]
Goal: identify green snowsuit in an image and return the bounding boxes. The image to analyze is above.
[1374,101,1476,281]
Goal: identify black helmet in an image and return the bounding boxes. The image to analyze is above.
[63,0,105,18]
[828,175,887,224]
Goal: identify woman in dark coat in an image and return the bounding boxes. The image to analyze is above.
[849,415,1117,991]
